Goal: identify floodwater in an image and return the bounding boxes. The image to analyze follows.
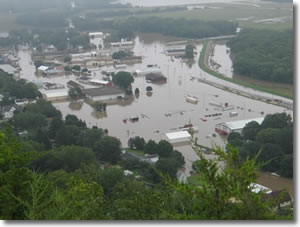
[209,41,233,78]
[17,33,293,185]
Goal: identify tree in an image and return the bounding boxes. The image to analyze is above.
[156,140,173,157]
[128,136,145,150]
[134,88,140,94]
[68,87,85,99]
[144,140,157,154]
[260,113,292,129]
[91,101,107,112]
[55,125,81,146]
[227,132,243,147]
[64,56,71,63]
[112,50,131,59]
[94,136,122,163]
[259,143,284,172]
[242,121,260,141]
[72,65,81,72]
[279,154,293,178]
[185,44,195,58]
[33,146,97,173]
[146,86,153,92]
[65,114,86,128]
[255,128,281,145]
[112,71,134,90]
[78,128,104,149]
[99,167,124,195]
[34,60,43,68]
[13,112,48,130]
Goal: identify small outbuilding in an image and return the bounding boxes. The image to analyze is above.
[42,90,69,101]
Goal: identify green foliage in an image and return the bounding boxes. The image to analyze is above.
[146,86,153,92]
[229,29,293,84]
[0,71,39,99]
[185,44,195,58]
[64,56,72,63]
[68,87,85,99]
[55,125,81,146]
[65,114,86,128]
[112,50,132,59]
[94,136,122,163]
[91,101,107,112]
[227,113,293,177]
[112,71,134,90]
[13,112,47,131]
[25,99,61,118]
[72,65,81,72]
[33,145,97,173]
[128,136,145,150]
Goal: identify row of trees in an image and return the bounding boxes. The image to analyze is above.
[73,16,237,39]
[227,113,293,177]
[228,29,293,84]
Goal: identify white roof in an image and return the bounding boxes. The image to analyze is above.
[89,79,109,85]
[165,131,191,140]
[43,90,69,98]
[0,64,17,74]
[89,32,103,36]
[249,183,272,194]
[135,68,161,75]
[224,117,264,130]
[38,66,49,71]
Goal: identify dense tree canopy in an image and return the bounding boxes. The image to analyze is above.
[229,29,293,84]
[227,113,293,177]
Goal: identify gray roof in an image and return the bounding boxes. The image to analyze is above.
[84,86,124,97]
[0,64,17,74]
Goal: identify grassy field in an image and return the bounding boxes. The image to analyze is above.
[124,148,145,156]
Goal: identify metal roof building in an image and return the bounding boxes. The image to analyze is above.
[216,117,264,135]
[165,131,192,144]
[42,90,69,101]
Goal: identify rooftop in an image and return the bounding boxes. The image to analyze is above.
[43,90,69,98]
[224,117,264,130]
[89,79,110,85]
[0,64,17,74]
[84,86,124,97]
[165,131,191,140]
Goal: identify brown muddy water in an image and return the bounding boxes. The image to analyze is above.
[18,34,293,185]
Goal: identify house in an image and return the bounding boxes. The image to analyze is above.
[84,87,124,101]
[2,105,17,119]
[46,65,64,74]
[134,67,161,76]
[261,189,293,210]
[120,150,159,165]
[38,65,49,74]
[165,131,192,144]
[67,80,85,90]
[145,73,167,83]
[15,98,29,106]
[215,117,264,135]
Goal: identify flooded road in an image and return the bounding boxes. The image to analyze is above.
[18,34,293,184]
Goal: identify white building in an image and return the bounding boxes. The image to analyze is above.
[89,32,104,39]
[38,65,49,74]
[42,90,69,101]
[134,67,161,76]
[89,79,110,86]
[215,117,264,135]
[165,131,192,144]
[2,105,17,119]
[84,87,124,101]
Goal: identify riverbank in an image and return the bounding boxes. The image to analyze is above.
[199,40,293,100]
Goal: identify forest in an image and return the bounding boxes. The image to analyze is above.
[0,71,293,220]
[228,29,293,84]
[227,113,293,178]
